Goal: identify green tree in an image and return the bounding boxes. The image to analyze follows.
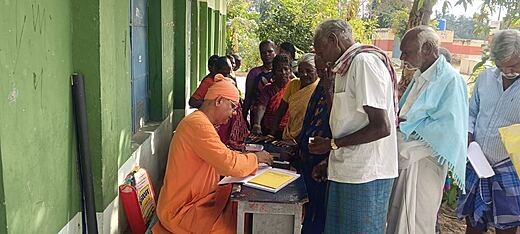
[442,14,485,40]
[227,0,381,70]
[370,0,410,29]
[255,0,341,52]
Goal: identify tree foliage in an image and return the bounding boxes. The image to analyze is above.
[227,0,380,70]
[370,0,410,28]
[226,0,261,71]
[227,17,261,71]
[255,0,379,52]
[255,0,344,52]
[472,0,519,39]
[390,8,410,38]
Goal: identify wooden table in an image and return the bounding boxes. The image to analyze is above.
[231,176,308,234]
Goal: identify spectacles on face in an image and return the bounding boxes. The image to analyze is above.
[227,99,238,109]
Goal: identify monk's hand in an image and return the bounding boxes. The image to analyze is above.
[255,151,273,165]
[312,159,328,182]
[308,136,331,155]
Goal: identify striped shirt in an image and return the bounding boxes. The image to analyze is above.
[470,68,520,165]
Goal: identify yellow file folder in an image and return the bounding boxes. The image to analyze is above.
[499,124,520,177]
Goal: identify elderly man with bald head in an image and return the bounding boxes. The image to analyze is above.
[457,29,520,234]
[386,26,469,233]
[308,19,399,233]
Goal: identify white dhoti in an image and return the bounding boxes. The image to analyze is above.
[386,132,448,234]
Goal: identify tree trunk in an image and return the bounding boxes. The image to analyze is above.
[407,0,423,29]
[420,0,435,25]
[407,0,435,28]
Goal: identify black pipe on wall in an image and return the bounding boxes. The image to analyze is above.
[71,73,98,234]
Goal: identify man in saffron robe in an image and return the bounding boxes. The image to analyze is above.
[153,77,273,234]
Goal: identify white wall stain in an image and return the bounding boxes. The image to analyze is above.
[8,86,18,104]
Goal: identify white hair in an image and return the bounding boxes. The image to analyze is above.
[491,29,520,63]
[404,25,440,53]
[298,53,315,67]
[314,19,354,44]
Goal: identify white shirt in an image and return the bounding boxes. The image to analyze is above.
[328,44,398,184]
[397,58,440,169]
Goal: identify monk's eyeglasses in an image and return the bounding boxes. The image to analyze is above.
[227,99,238,109]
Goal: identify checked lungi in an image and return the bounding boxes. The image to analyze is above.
[325,179,394,234]
[457,158,520,231]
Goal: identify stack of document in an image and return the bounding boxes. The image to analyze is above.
[219,167,300,193]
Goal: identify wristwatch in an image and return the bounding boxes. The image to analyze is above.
[330,139,339,150]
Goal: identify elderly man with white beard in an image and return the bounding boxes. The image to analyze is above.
[386,26,469,234]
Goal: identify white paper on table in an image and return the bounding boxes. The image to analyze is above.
[467,142,495,178]
[218,166,271,185]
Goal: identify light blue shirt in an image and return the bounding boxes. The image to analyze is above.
[470,68,520,165]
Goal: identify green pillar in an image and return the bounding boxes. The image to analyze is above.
[208,8,214,56]
[214,10,221,55]
[221,14,227,54]
[173,0,191,109]
[199,2,209,79]
[71,0,104,210]
[190,0,200,93]
[148,0,174,121]
[75,0,132,211]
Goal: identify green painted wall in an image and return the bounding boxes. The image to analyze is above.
[149,0,175,121]
[0,137,7,234]
[0,0,79,233]
[0,0,228,232]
